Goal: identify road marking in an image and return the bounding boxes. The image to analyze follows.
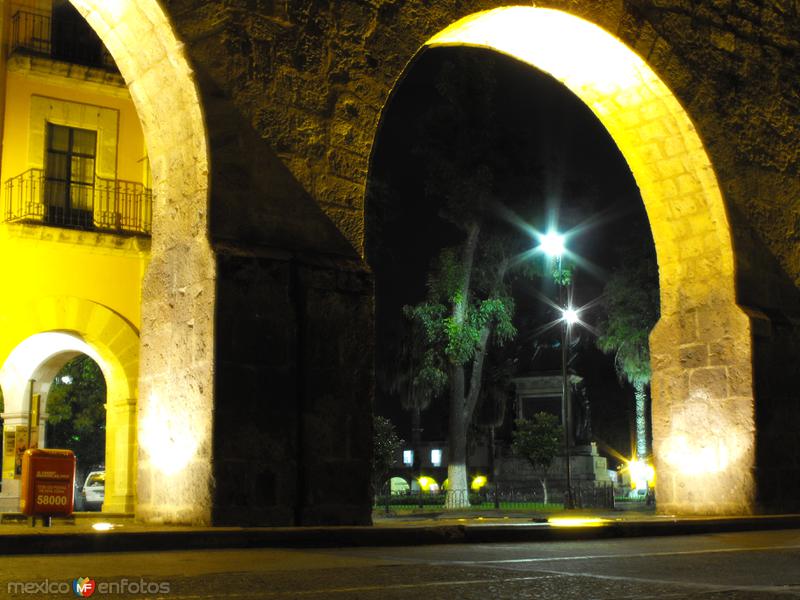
[429,543,800,565]
[149,574,557,599]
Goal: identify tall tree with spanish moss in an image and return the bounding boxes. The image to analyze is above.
[404,52,541,508]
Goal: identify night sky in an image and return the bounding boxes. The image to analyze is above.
[366,47,657,465]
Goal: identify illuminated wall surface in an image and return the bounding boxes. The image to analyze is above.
[64,0,215,525]
[0,0,795,524]
[0,0,148,513]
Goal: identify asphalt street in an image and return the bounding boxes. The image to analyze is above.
[2,528,799,599]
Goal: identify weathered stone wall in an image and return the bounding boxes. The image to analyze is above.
[74,0,216,524]
[130,0,798,521]
[163,1,799,292]
[614,0,800,512]
[211,248,373,525]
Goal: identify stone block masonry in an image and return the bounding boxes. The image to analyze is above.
[70,0,800,523]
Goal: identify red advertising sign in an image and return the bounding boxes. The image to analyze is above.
[20,449,76,516]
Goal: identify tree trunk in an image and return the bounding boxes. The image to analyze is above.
[444,223,487,511]
[446,463,470,509]
[634,381,647,459]
[444,325,491,510]
[446,400,470,509]
[411,405,422,448]
[489,426,500,508]
[540,478,548,505]
[411,405,422,476]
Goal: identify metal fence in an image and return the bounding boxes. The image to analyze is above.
[375,482,615,512]
[4,169,152,235]
[488,483,615,509]
[10,9,116,70]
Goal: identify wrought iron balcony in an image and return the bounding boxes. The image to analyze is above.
[10,9,116,71]
[3,169,152,236]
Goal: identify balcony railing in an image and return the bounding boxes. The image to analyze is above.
[10,9,116,71]
[4,169,152,236]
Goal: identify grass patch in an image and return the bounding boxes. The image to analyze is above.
[374,500,565,513]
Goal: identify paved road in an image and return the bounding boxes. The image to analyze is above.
[2,529,799,598]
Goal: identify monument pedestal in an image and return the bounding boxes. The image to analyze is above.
[567,442,611,484]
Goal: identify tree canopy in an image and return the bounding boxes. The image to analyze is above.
[511,413,562,472]
[511,412,562,504]
[596,255,660,387]
[46,355,106,469]
[596,248,659,459]
[372,415,403,492]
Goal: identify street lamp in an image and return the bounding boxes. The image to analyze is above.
[562,306,579,325]
[539,230,575,509]
[540,231,565,258]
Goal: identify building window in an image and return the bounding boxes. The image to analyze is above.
[431,448,442,467]
[402,450,413,467]
[44,123,96,229]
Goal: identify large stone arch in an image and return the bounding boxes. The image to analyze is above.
[419,6,753,515]
[68,1,216,523]
[56,0,798,522]
[0,297,139,513]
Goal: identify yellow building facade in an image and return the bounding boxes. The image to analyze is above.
[0,0,149,513]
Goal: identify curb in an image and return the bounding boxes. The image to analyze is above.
[1,515,799,555]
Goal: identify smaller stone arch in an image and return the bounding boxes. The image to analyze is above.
[389,476,411,495]
[0,297,139,513]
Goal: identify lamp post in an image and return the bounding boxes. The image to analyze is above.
[561,304,579,509]
[540,231,575,509]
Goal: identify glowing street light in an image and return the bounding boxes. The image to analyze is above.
[562,307,580,325]
[628,459,655,490]
[540,231,566,258]
[537,228,574,508]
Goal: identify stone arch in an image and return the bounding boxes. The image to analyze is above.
[67,1,216,523]
[372,7,755,515]
[0,298,139,512]
[52,0,793,523]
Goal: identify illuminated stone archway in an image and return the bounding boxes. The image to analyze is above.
[0,298,139,513]
[416,7,754,515]
[65,0,375,526]
[68,1,215,523]
[57,1,781,522]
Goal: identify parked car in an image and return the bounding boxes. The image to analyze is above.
[80,470,105,511]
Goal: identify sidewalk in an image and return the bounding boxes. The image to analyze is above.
[1,508,799,555]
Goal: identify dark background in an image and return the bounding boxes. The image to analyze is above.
[366,46,658,467]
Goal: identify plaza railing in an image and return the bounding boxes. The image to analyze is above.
[375,482,616,512]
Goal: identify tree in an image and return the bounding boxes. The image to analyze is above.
[385,324,437,475]
[596,254,660,460]
[372,415,403,496]
[45,355,106,470]
[474,357,516,503]
[406,236,525,508]
[511,413,562,504]
[403,52,543,509]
